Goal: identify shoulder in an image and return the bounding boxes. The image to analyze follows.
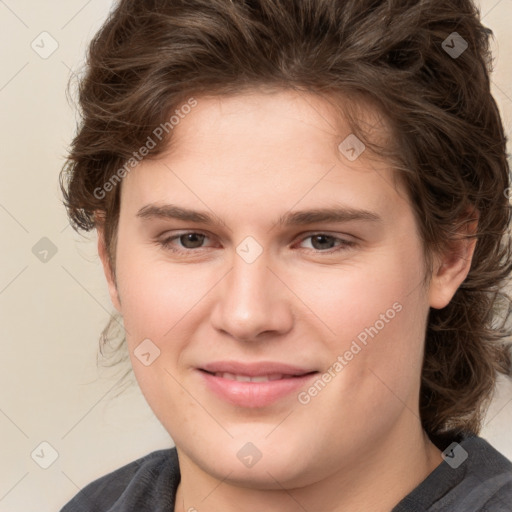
[459,435,512,511]
[466,435,512,468]
[59,447,180,512]
[394,434,512,512]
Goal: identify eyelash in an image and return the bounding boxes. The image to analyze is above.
[158,231,357,255]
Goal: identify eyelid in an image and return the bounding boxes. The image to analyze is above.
[294,232,357,252]
[158,230,216,249]
[295,230,357,243]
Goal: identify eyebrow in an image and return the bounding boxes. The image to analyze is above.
[136,204,382,227]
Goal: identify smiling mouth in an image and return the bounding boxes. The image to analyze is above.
[200,370,317,382]
[198,368,320,407]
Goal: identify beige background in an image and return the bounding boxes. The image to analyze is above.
[0,1,511,510]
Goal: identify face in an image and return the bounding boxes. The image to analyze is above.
[100,89,454,489]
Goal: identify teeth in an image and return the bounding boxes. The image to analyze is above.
[251,376,273,382]
[214,372,286,382]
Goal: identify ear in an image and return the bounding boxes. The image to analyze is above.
[96,221,122,312]
[428,211,479,310]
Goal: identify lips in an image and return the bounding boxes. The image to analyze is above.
[212,372,289,382]
[197,361,318,408]
[200,360,316,377]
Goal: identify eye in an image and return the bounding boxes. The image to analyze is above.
[159,231,213,253]
[297,233,357,253]
[157,231,357,255]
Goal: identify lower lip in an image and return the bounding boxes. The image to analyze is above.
[198,370,318,408]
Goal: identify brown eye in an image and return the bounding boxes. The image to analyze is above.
[298,233,356,253]
[159,231,211,252]
[178,233,206,249]
[309,234,337,250]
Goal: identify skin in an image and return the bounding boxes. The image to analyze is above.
[98,89,477,512]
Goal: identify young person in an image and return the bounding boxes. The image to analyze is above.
[59,0,512,510]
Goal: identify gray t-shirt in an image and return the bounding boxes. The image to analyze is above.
[60,434,512,511]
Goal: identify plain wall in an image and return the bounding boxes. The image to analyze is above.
[0,1,511,510]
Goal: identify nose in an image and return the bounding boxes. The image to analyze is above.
[210,248,294,343]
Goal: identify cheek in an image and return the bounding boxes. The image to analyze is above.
[302,248,425,342]
[306,242,429,395]
[114,244,211,342]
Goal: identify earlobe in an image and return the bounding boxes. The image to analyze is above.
[96,225,122,313]
[428,215,478,310]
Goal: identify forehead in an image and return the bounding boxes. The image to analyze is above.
[119,89,408,225]
[163,89,388,164]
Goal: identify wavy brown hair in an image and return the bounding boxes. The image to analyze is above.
[60,0,512,442]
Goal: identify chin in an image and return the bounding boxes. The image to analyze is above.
[183,436,318,489]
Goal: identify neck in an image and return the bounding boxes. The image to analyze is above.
[174,419,442,512]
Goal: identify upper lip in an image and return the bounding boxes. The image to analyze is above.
[199,361,317,377]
